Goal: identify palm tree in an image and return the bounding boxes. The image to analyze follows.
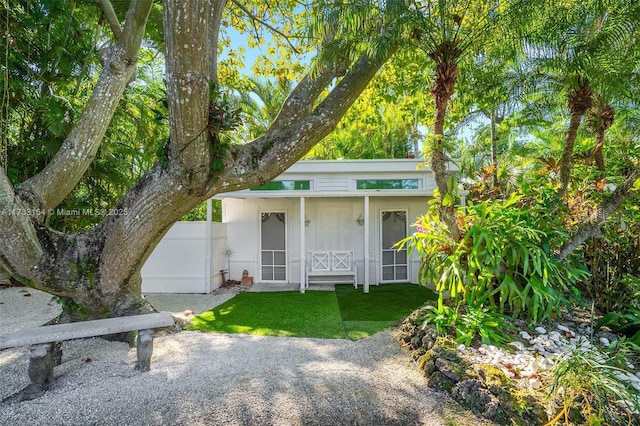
[585,95,615,172]
[520,0,640,198]
[407,0,538,240]
[557,77,593,198]
[239,77,293,140]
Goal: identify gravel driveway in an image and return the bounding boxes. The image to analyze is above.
[0,287,490,425]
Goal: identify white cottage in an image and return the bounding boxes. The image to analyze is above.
[142,158,458,294]
[217,159,447,293]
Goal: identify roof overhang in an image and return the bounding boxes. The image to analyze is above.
[215,158,457,200]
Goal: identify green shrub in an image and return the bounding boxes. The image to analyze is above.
[548,340,640,425]
[595,307,640,344]
[423,298,515,347]
[399,193,590,324]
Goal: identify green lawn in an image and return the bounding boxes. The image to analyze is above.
[187,283,437,340]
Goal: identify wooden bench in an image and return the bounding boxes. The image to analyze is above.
[306,251,358,288]
[0,311,175,401]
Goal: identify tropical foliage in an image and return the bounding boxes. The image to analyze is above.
[548,339,640,425]
[400,192,589,323]
[1,0,639,344]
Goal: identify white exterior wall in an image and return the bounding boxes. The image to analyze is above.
[141,160,455,293]
[222,196,430,286]
[141,221,227,293]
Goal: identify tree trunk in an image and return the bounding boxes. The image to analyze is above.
[587,100,614,172]
[557,167,640,261]
[557,81,592,199]
[430,46,461,241]
[557,111,583,198]
[0,1,396,320]
[490,109,499,189]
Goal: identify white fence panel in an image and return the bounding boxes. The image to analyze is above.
[142,222,226,293]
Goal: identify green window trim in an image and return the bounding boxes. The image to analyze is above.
[356,179,420,190]
[250,180,311,191]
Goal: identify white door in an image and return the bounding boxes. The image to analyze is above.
[381,210,408,282]
[260,212,287,282]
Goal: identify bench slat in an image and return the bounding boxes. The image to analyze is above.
[306,251,357,288]
[307,271,357,276]
[0,312,174,350]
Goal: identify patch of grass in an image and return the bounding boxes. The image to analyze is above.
[336,283,437,320]
[337,283,437,339]
[187,283,437,339]
[187,291,345,338]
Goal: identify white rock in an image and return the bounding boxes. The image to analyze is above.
[485,344,499,353]
[599,337,610,347]
[509,341,525,351]
[576,337,592,348]
[626,372,640,383]
[519,331,532,340]
[615,371,628,382]
[534,357,555,371]
[457,344,466,352]
[542,351,555,359]
[548,331,562,341]
[514,354,534,365]
[546,346,561,356]
[557,324,570,332]
[519,363,538,378]
[529,378,543,389]
[535,326,547,334]
[626,362,635,370]
[538,337,552,347]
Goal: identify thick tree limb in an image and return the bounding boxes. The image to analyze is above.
[208,1,227,82]
[212,47,397,194]
[163,0,211,176]
[121,0,154,58]
[557,167,640,261]
[0,172,43,281]
[15,1,153,212]
[96,0,123,42]
[268,63,343,131]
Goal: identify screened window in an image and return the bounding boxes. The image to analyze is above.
[250,180,310,191]
[356,179,419,190]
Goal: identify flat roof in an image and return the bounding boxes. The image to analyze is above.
[216,159,450,199]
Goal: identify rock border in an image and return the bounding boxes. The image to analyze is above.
[396,306,640,425]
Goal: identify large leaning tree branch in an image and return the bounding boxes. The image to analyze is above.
[214,50,398,192]
[266,62,344,132]
[0,173,43,279]
[88,4,397,315]
[557,167,640,261]
[0,0,399,319]
[96,0,124,43]
[15,0,152,213]
[0,0,152,307]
